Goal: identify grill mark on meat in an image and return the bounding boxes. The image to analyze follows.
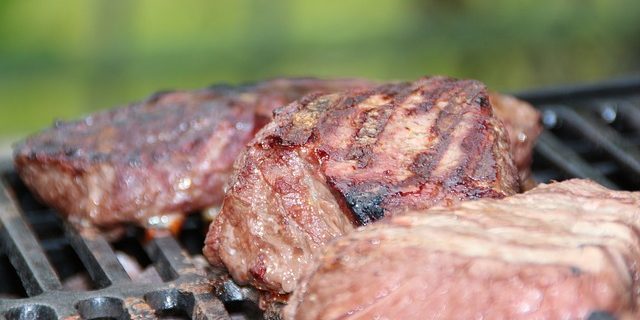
[330,90,424,225]
[318,78,516,225]
[428,111,469,179]
[335,92,419,223]
[471,125,499,181]
[334,79,500,223]
[401,83,468,183]
[459,121,492,179]
[428,83,484,179]
[347,96,394,168]
[270,93,343,147]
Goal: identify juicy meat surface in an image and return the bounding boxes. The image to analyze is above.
[285,179,640,320]
[204,76,520,295]
[489,93,542,190]
[13,78,372,229]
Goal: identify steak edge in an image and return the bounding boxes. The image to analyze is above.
[285,179,640,319]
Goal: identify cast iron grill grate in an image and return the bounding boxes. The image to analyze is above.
[0,76,639,319]
[0,170,261,319]
[517,76,640,190]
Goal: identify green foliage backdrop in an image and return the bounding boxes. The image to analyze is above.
[1,0,639,136]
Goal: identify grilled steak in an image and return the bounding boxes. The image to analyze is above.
[13,78,372,231]
[490,92,542,190]
[204,76,520,296]
[285,179,640,320]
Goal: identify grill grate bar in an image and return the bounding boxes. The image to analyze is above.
[0,180,62,296]
[612,99,640,131]
[534,131,618,189]
[552,106,640,180]
[65,223,131,288]
[514,75,640,105]
[146,235,193,281]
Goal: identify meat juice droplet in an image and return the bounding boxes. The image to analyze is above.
[517,132,527,142]
[177,177,192,190]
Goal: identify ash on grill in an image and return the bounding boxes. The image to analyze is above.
[1,76,640,319]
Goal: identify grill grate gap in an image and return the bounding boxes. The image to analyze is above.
[530,150,571,183]
[543,107,612,160]
[111,226,156,283]
[0,254,28,299]
[540,104,640,190]
[179,212,209,256]
[532,131,618,189]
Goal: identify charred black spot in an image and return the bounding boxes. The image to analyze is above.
[475,95,491,112]
[443,170,463,188]
[587,311,617,320]
[475,96,488,106]
[410,152,438,178]
[344,191,385,225]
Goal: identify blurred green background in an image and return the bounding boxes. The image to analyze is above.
[1,0,640,150]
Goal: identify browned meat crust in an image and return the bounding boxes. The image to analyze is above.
[204,76,520,295]
[13,78,373,230]
[285,179,640,319]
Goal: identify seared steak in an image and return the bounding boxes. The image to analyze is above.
[285,179,640,320]
[13,78,372,230]
[204,76,520,295]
